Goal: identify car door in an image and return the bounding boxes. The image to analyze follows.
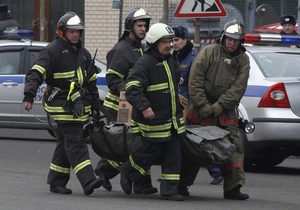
[21,45,48,125]
[0,46,24,125]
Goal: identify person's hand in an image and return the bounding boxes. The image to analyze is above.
[73,99,84,119]
[23,101,33,112]
[142,107,155,120]
[211,102,223,117]
[92,109,99,119]
[198,103,213,118]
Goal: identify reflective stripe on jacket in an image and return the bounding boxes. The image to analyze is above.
[125,50,185,142]
[24,37,99,123]
[103,37,144,112]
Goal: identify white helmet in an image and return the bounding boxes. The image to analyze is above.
[145,23,174,44]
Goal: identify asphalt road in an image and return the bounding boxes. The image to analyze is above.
[0,129,300,210]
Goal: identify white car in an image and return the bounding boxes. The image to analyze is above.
[0,30,108,137]
[239,33,300,168]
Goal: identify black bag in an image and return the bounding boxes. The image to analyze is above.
[182,125,236,165]
[90,120,143,162]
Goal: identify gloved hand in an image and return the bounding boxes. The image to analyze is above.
[211,102,223,117]
[198,103,213,118]
[73,99,84,119]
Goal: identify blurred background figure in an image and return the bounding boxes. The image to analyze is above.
[0,4,19,36]
[279,14,298,35]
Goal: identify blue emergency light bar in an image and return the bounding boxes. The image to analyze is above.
[244,33,300,45]
[2,30,35,39]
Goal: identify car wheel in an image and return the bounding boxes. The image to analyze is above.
[251,157,286,168]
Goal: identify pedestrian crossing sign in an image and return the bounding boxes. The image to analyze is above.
[174,0,227,18]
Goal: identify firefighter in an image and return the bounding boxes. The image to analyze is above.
[22,12,103,195]
[182,19,250,200]
[120,23,186,201]
[94,8,157,194]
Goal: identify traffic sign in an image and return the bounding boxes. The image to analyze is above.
[174,0,227,18]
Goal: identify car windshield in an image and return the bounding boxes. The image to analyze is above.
[252,52,300,78]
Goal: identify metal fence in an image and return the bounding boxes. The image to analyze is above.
[163,0,299,44]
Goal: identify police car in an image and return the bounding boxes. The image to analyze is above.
[0,30,108,137]
[240,33,300,168]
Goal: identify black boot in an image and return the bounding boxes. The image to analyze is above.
[83,178,103,195]
[133,176,158,194]
[120,162,133,195]
[95,171,112,191]
[161,194,184,201]
[224,185,249,200]
[178,185,190,196]
[50,185,72,194]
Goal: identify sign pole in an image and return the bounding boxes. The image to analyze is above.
[194,18,201,53]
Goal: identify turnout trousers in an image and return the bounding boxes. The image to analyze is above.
[47,122,96,188]
[180,124,245,192]
[124,127,181,195]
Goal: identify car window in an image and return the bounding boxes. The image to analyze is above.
[252,52,300,77]
[0,51,20,75]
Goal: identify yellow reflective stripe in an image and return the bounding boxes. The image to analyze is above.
[131,126,140,134]
[106,69,124,79]
[137,122,172,131]
[89,73,97,82]
[161,174,180,181]
[106,92,119,102]
[70,91,81,102]
[140,130,171,138]
[103,100,119,111]
[163,61,178,129]
[52,114,90,122]
[177,125,186,134]
[144,170,151,176]
[129,155,147,175]
[74,160,92,174]
[180,117,185,124]
[32,64,46,80]
[139,48,143,55]
[77,66,84,85]
[147,82,168,92]
[107,159,122,170]
[50,163,70,174]
[67,82,75,101]
[126,80,142,90]
[53,70,75,79]
[44,104,91,113]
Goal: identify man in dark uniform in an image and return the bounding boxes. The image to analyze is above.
[94,8,157,194]
[120,23,186,201]
[279,14,298,35]
[23,12,103,196]
[0,4,19,36]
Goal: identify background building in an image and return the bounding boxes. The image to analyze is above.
[1,0,299,62]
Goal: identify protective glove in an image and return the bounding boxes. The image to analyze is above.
[62,100,73,112]
[73,99,84,119]
[211,102,223,117]
[198,103,213,118]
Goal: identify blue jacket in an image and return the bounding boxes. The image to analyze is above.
[172,41,196,100]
